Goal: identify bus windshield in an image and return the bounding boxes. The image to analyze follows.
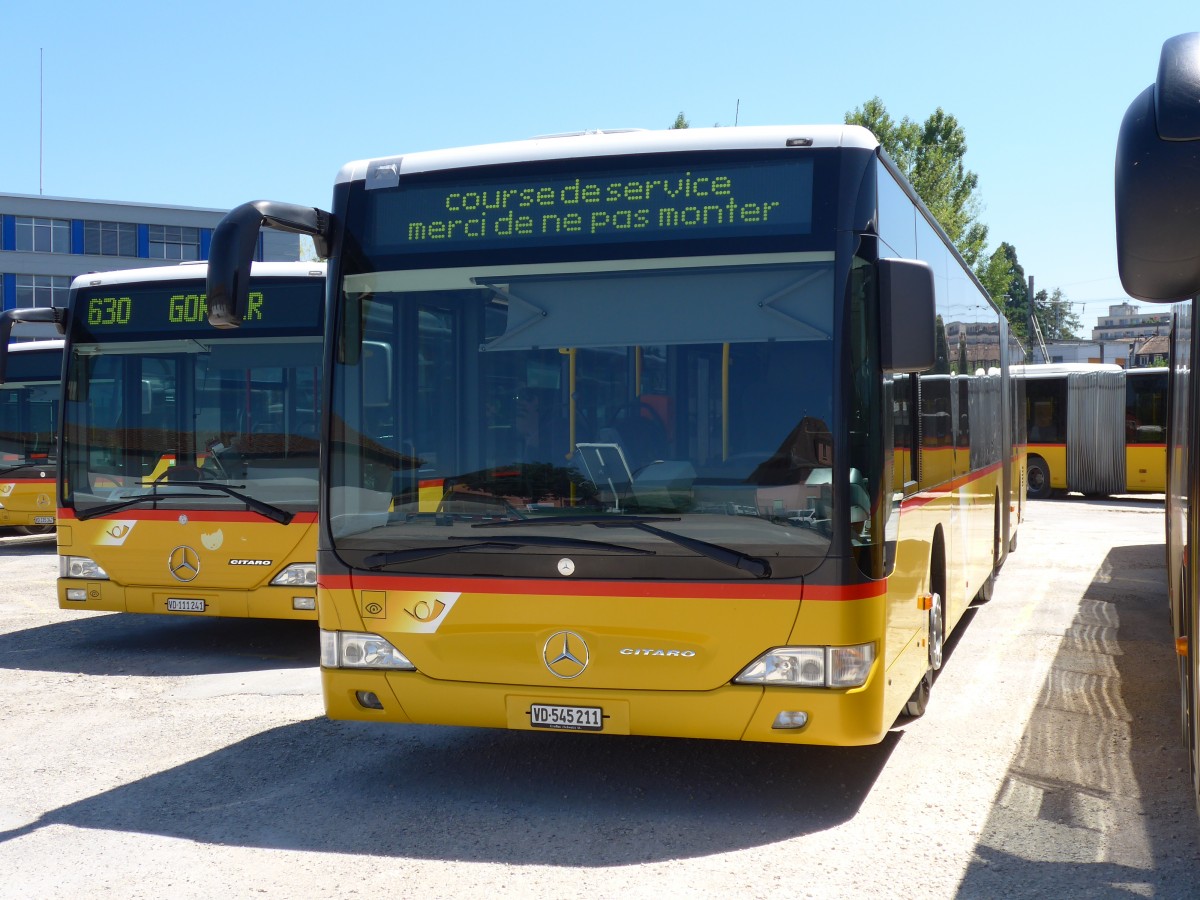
[328,256,840,580]
[0,375,58,468]
[63,283,322,520]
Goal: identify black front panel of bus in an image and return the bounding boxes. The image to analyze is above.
[347,149,843,270]
[70,276,325,343]
[4,349,61,384]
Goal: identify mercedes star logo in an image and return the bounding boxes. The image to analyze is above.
[168,545,201,583]
[543,630,589,679]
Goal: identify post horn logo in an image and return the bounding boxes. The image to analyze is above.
[168,545,201,583]
[404,598,446,623]
[543,631,589,679]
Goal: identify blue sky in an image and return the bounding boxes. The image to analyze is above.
[2,2,1195,328]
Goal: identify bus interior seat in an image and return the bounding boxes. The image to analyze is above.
[598,403,669,473]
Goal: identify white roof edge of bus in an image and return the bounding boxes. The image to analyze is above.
[67,260,326,290]
[6,339,64,352]
[1010,363,1124,376]
[335,125,880,185]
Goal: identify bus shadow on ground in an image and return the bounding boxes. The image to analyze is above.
[955,542,1200,897]
[0,533,58,556]
[0,614,318,677]
[0,718,900,863]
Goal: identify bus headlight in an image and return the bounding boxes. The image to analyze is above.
[270,563,316,587]
[60,556,109,580]
[735,643,875,689]
[319,629,415,670]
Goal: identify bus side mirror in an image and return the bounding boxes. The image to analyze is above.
[1115,32,1200,302]
[879,258,936,374]
[207,200,332,328]
[0,307,67,384]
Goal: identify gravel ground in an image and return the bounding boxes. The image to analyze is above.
[0,498,1197,899]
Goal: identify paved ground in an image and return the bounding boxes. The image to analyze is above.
[0,498,1197,898]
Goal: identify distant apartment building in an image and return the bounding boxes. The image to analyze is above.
[0,193,304,336]
[1090,301,1171,342]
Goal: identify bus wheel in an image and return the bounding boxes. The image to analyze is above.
[928,591,945,670]
[1027,456,1053,499]
[975,498,1001,604]
[905,670,933,718]
[16,525,53,536]
[905,590,944,717]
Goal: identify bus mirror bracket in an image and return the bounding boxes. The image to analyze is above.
[879,258,935,374]
[207,200,332,328]
[0,307,66,384]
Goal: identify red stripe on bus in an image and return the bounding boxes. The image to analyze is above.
[57,509,318,524]
[318,573,884,602]
[900,460,1005,511]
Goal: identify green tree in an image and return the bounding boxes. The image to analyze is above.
[671,112,689,129]
[846,98,987,269]
[847,100,1082,339]
[984,243,1082,342]
[1036,288,1083,341]
[988,242,1030,340]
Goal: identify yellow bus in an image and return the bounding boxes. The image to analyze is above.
[1115,32,1200,808]
[0,338,62,534]
[208,125,1022,744]
[1017,362,1167,498]
[45,262,325,619]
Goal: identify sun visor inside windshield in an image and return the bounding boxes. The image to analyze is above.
[479,264,834,352]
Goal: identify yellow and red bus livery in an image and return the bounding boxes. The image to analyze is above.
[0,339,62,534]
[54,262,325,619]
[211,125,1022,744]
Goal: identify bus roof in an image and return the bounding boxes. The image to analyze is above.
[1011,363,1124,378]
[5,339,64,353]
[336,125,880,186]
[69,260,325,291]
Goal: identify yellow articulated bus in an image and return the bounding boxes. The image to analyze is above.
[0,338,63,535]
[209,125,1022,744]
[15,262,326,619]
[1017,362,1168,499]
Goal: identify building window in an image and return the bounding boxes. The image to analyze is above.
[16,274,70,308]
[148,224,200,261]
[84,220,137,257]
[15,217,69,253]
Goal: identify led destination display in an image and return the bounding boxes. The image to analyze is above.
[368,157,815,255]
[74,279,325,340]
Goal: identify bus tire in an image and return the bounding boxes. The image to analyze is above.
[904,669,932,718]
[1027,455,1053,500]
[975,494,1000,603]
[905,559,946,717]
[16,525,53,536]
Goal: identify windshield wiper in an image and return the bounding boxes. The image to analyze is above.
[362,534,654,570]
[474,514,772,578]
[76,481,294,525]
[0,461,51,476]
